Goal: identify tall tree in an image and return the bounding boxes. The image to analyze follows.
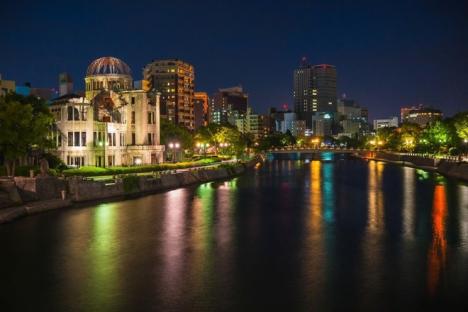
[0,95,54,176]
[160,118,193,149]
[453,112,468,143]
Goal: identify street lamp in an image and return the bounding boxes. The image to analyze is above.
[168,141,180,163]
[196,142,209,156]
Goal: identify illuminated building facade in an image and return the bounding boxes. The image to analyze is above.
[337,98,369,136]
[210,86,248,125]
[0,74,15,96]
[293,60,337,126]
[194,91,209,129]
[234,106,268,140]
[401,104,442,127]
[312,112,334,136]
[143,59,195,130]
[373,117,399,130]
[50,56,164,167]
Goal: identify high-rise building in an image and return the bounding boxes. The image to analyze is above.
[373,117,399,130]
[0,74,15,96]
[59,73,73,96]
[312,112,334,137]
[143,59,195,130]
[293,60,337,126]
[210,86,248,125]
[400,104,442,127]
[234,106,268,140]
[194,92,209,129]
[337,98,369,137]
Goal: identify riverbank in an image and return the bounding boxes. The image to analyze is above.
[355,151,468,182]
[0,159,262,225]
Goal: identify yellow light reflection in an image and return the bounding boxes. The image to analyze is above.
[403,167,415,238]
[302,160,326,304]
[427,184,447,296]
[367,161,384,232]
[310,160,322,228]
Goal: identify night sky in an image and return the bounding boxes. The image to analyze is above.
[1,0,467,120]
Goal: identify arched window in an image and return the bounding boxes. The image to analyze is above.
[67,106,73,120]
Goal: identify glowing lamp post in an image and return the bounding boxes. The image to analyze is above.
[168,142,180,163]
[196,142,209,156]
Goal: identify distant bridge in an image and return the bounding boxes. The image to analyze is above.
[266,147,365,154]
[265,148,369,161]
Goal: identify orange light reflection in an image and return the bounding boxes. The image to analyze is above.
[427,184,447,296]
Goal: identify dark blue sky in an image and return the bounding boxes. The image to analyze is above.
[1,0,467,119]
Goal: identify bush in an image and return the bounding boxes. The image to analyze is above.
[0,165,39,177]
[43,153,66,170]
[62,158,219,177]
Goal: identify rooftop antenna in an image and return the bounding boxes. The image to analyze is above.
[301,56,308,67]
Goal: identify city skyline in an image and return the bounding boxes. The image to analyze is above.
[1,0,467,120]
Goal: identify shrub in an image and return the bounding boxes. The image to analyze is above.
[62,158,219,177]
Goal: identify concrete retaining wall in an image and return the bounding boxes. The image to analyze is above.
[359,152,468,181]
[0,178,22,208]
[14,176,66,201]
[67,165,245,203]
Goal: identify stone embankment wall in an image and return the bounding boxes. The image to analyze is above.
[357,151,468,182]
[67,165,246,202]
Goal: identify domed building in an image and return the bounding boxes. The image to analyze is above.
[49,56,164,167]
[85,56,133,100]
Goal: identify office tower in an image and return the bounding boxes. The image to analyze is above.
[194,92,209,129]
[293,59,337,126]
[210,86,248,125]
[400,104,442,127]
[337,98,369,136]
[143,59,195,130]
[373,117,399,130]
[312,112,334,136]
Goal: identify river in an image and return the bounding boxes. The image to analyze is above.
[1,153,467,311]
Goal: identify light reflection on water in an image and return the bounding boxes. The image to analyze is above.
[427,184,447,296]
[1,156,468,311]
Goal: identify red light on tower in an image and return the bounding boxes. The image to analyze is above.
[282,103,289,111]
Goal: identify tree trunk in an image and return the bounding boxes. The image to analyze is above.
[4,159,16,177]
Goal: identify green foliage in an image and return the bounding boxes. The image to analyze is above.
[420,120,453,153]
[0,94,54,175]
[335,135,363,148]
[453,112,468,141]
[195,123,250,157]
[256,131,295,151]
[62,158,218,177]
[160,118,193,149]
[42,152,67,170]
[0,165,38,177]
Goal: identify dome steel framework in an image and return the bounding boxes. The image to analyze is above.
[86,57,132,76]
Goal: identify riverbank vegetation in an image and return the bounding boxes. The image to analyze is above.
[0,94,54,176]
[256,112,468,156]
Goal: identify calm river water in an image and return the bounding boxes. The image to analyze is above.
[1,154,468,311]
